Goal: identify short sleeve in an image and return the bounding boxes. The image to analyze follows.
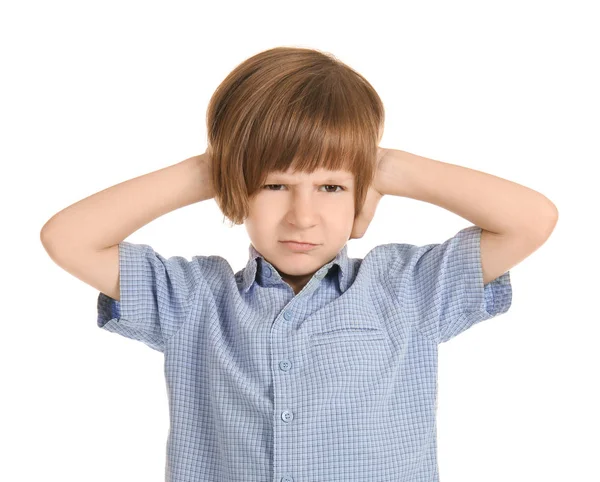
[97,241,198,352]
[387,225,513,344]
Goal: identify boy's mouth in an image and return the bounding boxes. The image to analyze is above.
[280,241,320,251]
[281,240,318,245]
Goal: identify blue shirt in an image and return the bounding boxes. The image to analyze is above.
[97,224,512,482]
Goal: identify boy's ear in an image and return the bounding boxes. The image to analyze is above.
[349,184,384,240]
[349,218,367,240]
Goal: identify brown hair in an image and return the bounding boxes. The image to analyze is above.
[205,46,385,227]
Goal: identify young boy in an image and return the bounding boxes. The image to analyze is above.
[40,47,558,482]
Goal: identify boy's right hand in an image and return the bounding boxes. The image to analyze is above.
[188,148,215,200]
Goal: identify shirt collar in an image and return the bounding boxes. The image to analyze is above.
[241,242,352,294]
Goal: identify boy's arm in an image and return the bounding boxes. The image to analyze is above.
[41,152,214,251]
[40,152,214,299]
[375,148,558,284]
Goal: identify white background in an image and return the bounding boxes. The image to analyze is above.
[2,1,597,481]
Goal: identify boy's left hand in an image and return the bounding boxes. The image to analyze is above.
[349,147,389,240]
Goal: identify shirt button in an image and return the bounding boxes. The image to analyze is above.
[280,475,294,482]
[281,411,294,423]
[283,310,292,321]
[264,267,272,278]
[279,360,292,371]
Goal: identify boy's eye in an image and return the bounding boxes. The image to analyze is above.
[263,184,345,193]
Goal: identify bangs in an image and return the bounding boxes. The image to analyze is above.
[244,68,382,196]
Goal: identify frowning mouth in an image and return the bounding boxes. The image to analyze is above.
[281,240,318,246]
[280,241,320,251]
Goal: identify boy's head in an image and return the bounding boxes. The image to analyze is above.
[205,46,384,293]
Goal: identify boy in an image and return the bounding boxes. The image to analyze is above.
[40,46,558,482]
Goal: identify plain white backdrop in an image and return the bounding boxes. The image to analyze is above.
[2,1,597,481]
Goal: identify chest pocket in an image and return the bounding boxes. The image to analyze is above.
[307,327,391,406]
[309,327,388,347]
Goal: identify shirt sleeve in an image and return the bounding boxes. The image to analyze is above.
[96,241,198,352]
[387,225,513,344]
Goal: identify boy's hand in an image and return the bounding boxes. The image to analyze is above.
[349,147,389,240]
[185,147,215,200]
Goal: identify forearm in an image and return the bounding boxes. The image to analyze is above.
[41,154,214,252]
[377,149,558,237]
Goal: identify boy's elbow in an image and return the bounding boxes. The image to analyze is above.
[40,224,69,258]
[40,225,51,249]
[40,219,56,244]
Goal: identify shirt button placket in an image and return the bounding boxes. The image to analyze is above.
[280,309,296,482]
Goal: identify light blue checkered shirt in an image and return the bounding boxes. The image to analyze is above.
[97,224,512,481]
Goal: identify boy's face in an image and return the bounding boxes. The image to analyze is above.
[244,167,355,295]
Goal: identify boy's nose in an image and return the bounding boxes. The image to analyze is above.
[285,200,320,224]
